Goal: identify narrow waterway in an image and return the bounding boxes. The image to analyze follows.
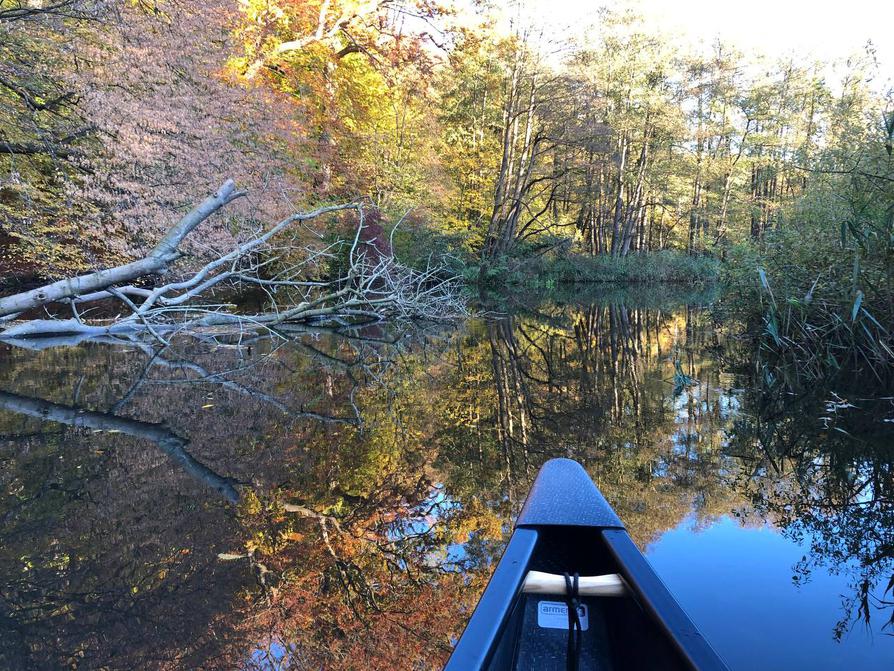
[0,287,891,670]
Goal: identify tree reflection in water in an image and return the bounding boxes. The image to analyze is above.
[724,343,894,641]
[0,293,890,669]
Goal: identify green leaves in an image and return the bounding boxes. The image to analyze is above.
[851,290,863,322]
[765,310,781,345]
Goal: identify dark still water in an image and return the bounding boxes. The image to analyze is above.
[0,289,892,670]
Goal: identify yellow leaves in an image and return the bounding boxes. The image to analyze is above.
[47,553,72,571]
[237,0,286,24]
[238,489,263,516]
[225,0,447,206]
[450,496,503,544]
[244,531,275,556]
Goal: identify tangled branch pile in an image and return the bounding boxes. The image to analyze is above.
[0,181,465,342]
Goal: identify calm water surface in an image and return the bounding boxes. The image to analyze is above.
[0,289,891,670]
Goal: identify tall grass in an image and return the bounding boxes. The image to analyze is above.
[753,272,893,384]
[722,230,894,385]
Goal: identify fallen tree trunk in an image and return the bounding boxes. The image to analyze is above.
[0,179,465,341]
[0,180,243,319]
[0,318,149,339]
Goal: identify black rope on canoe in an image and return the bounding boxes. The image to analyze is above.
[563,572,582,671]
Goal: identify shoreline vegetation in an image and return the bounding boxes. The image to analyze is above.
[461,249,720,287]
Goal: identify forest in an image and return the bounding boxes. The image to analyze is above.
[1,0,892,378]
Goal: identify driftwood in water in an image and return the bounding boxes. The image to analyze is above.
[0,180,464,340]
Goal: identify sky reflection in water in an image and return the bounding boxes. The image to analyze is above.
[649,516,891,670]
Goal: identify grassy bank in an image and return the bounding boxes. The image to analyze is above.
[720,232,894,385]
[467,249,720,287]
[389,221,721,288]
[475,282,721,314]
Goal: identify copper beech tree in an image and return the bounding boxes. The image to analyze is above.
[1,0,313,279]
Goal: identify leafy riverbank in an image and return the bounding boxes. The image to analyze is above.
[503,250,720,287]
[446,245,717,288]
[719,132,894,385]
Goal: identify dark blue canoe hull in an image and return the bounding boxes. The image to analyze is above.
[444,459,729,671]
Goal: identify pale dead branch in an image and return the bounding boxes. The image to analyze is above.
[0,179,466,341]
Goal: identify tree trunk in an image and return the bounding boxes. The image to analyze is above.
[0,181,242,318]
[610,133,628,257]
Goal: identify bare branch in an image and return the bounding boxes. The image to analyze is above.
[0,181,465,342]
[0,180,244,318]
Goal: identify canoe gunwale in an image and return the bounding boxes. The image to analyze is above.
[443,459,731,671]
[601,528,729,671]
[444,528,539,671]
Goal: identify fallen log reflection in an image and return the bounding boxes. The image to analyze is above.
[0,390,240,503]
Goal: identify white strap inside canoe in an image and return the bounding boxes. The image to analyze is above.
[522,570,627,597]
